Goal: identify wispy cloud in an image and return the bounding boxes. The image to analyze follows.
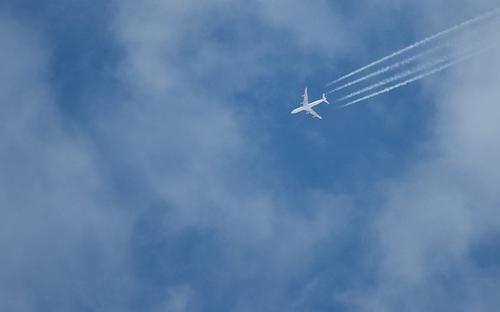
[0,15,134,311]
[339,17,500,311]
[2,1,500,311]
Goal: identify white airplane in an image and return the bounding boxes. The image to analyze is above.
[291,88,329,119]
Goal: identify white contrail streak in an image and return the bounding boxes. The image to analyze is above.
[328,44,448,93]
[337,46,495,109]
[335,55,450,102]
[327,7,500,86]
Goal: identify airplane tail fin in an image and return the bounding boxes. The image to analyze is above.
[322,93,330,104]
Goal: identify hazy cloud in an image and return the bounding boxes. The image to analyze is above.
[0,15,134,312]
[2,1,500,311]
[342,10,500,312]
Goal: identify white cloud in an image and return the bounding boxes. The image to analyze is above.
[3,1,499,311]
[0,15,134,311]
[104,1,500,310]
[342,8,500,311]
[106,1,354,309]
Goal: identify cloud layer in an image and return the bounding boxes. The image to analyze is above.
[1,1,499,311]
[0,15,134,311]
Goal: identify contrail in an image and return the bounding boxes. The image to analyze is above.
[328,44,448,93]
[334,55,450,102]
[327,7,500,86]
[337,45,495,109]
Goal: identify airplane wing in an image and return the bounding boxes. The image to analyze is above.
[302,88,309,105]
[306,107,322,119]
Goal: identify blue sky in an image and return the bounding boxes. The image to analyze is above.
[1,1,500,311]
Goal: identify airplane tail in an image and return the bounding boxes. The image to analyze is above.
[322,93,330,104]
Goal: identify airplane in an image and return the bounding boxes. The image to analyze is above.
[291,88,329,119]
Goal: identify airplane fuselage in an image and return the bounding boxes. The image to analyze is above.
[291,99,325,114]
